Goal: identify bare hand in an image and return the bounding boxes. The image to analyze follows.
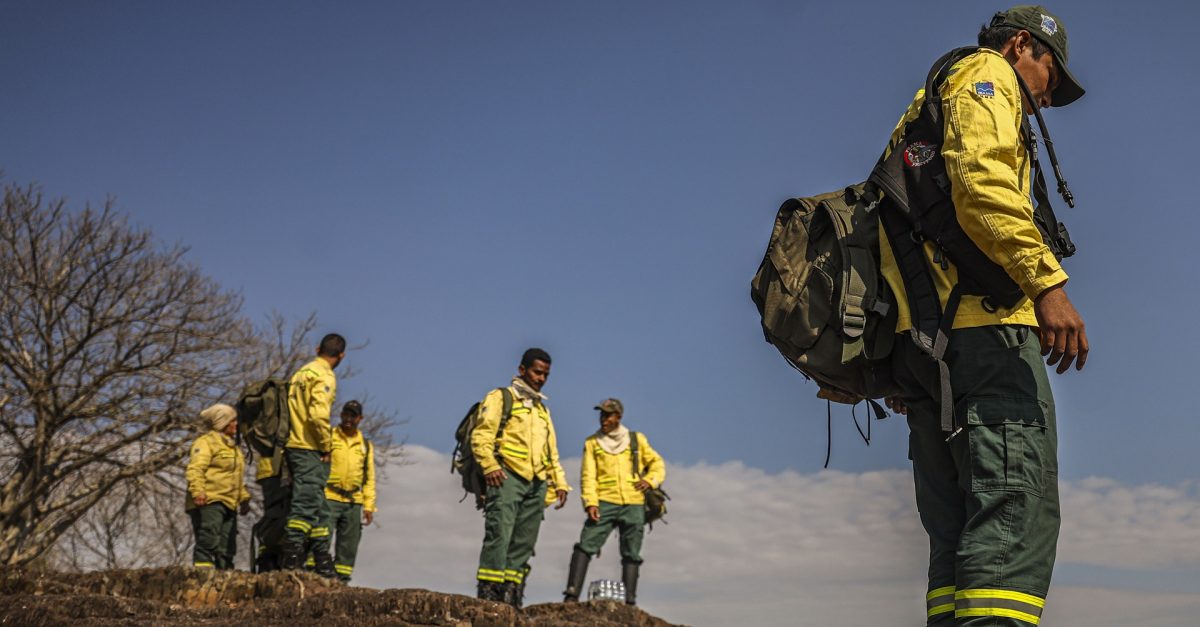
[320,453,331,463]
[484,469,507,487]
[1034,284,1089,374]
[554,489,568,510]
[634,480,652,492]
[885,396,908,415]
[193,494,207,507]
[586,506,600,522]
[364,510,374,525]
[239,501,251,516]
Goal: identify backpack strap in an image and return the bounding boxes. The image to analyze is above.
[629,431,640,477]
[493,388,515,463]
[361,439,371,490]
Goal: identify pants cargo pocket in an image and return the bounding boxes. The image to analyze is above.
[965,397,1049,496]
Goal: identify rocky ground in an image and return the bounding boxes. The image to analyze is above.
[0,567,684,626]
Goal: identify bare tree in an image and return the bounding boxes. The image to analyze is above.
[0,182,255,567]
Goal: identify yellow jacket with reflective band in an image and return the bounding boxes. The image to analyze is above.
[285,358,337,452]
[879,49,1068,331]
[185,431,250,511]
[325,428,376,512]
[580,431,665,509]
[470,386,569,488]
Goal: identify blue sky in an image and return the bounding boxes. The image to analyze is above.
[2,2,1196,485]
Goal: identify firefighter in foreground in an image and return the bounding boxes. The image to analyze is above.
[562,398,665,606]
[280,333,345,577]
[185,403,250,570]
[322,400,376,583]
[880,6,1089,625]
[472,348,570,607]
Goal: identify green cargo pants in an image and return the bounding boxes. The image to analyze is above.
[190,502,237,570]
[284,448,332,554]
[893,325,1059,626]
[576,502,645,564]
[476,472,547,587]
[327,499,364,581]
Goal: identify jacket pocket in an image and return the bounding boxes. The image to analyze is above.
[965,397,1049,496]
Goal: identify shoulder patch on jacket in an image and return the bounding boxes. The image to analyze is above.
[975,81,995,98]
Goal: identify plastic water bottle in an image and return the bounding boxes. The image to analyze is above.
[587,579,626,602]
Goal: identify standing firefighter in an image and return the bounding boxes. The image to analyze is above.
[563,398,665,606]
[472,348,570,607]
[322,400,376,583]
[185,403,250,570]
[880,6,1089,625]
[280,333,346,577]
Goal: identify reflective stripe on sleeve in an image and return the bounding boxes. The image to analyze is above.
[955,589,1045,625]
[926,585,955,618]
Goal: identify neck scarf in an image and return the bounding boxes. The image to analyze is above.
[596,424,631,455]
[510,377,547,403]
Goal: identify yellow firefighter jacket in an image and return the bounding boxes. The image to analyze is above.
[470,385,569,489]
[324,428,376,512]
[285,357,338,452]
[580,431,665,509]
[185,431,250,511]
[879,49,1069,331]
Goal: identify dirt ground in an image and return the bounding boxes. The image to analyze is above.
[0,567,683,626]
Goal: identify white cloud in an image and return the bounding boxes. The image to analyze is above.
[353,446,1200,626]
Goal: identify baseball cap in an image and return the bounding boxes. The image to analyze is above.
[990,5,1084,106]
[342,400,363,417]
[594,398,624,415]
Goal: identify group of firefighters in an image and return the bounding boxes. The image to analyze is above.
[185,339,665,607]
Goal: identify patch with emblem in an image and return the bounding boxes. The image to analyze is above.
[975,81,995,98]
[1040,14,1057,37]
[324,386,330,393]
[904,141,937,167]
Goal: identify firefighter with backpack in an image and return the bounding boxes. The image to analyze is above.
[185,403,251,570]
[321,400,376,583]
[468,348,570,607]
[562,398,665,606]
[279,333,346,577]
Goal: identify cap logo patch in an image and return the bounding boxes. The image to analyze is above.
[904,141,937,167]
[1040,14,1057,36]
[975,81,995,98]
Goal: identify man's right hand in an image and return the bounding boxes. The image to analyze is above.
[1034,283,1089,374]
[586,506,600,522]
[484,469,507,487]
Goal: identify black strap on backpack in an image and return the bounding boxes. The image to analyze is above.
[866,47,1078,435]
[493,388,515,464]
[629,431,641,477]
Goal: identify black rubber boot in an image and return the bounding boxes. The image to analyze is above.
[504,565,529,609]
[279,541,306,571]
[312,550,337,579]
[621,560,640,606]
[563,547,591,602]
[477,581,503,602]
